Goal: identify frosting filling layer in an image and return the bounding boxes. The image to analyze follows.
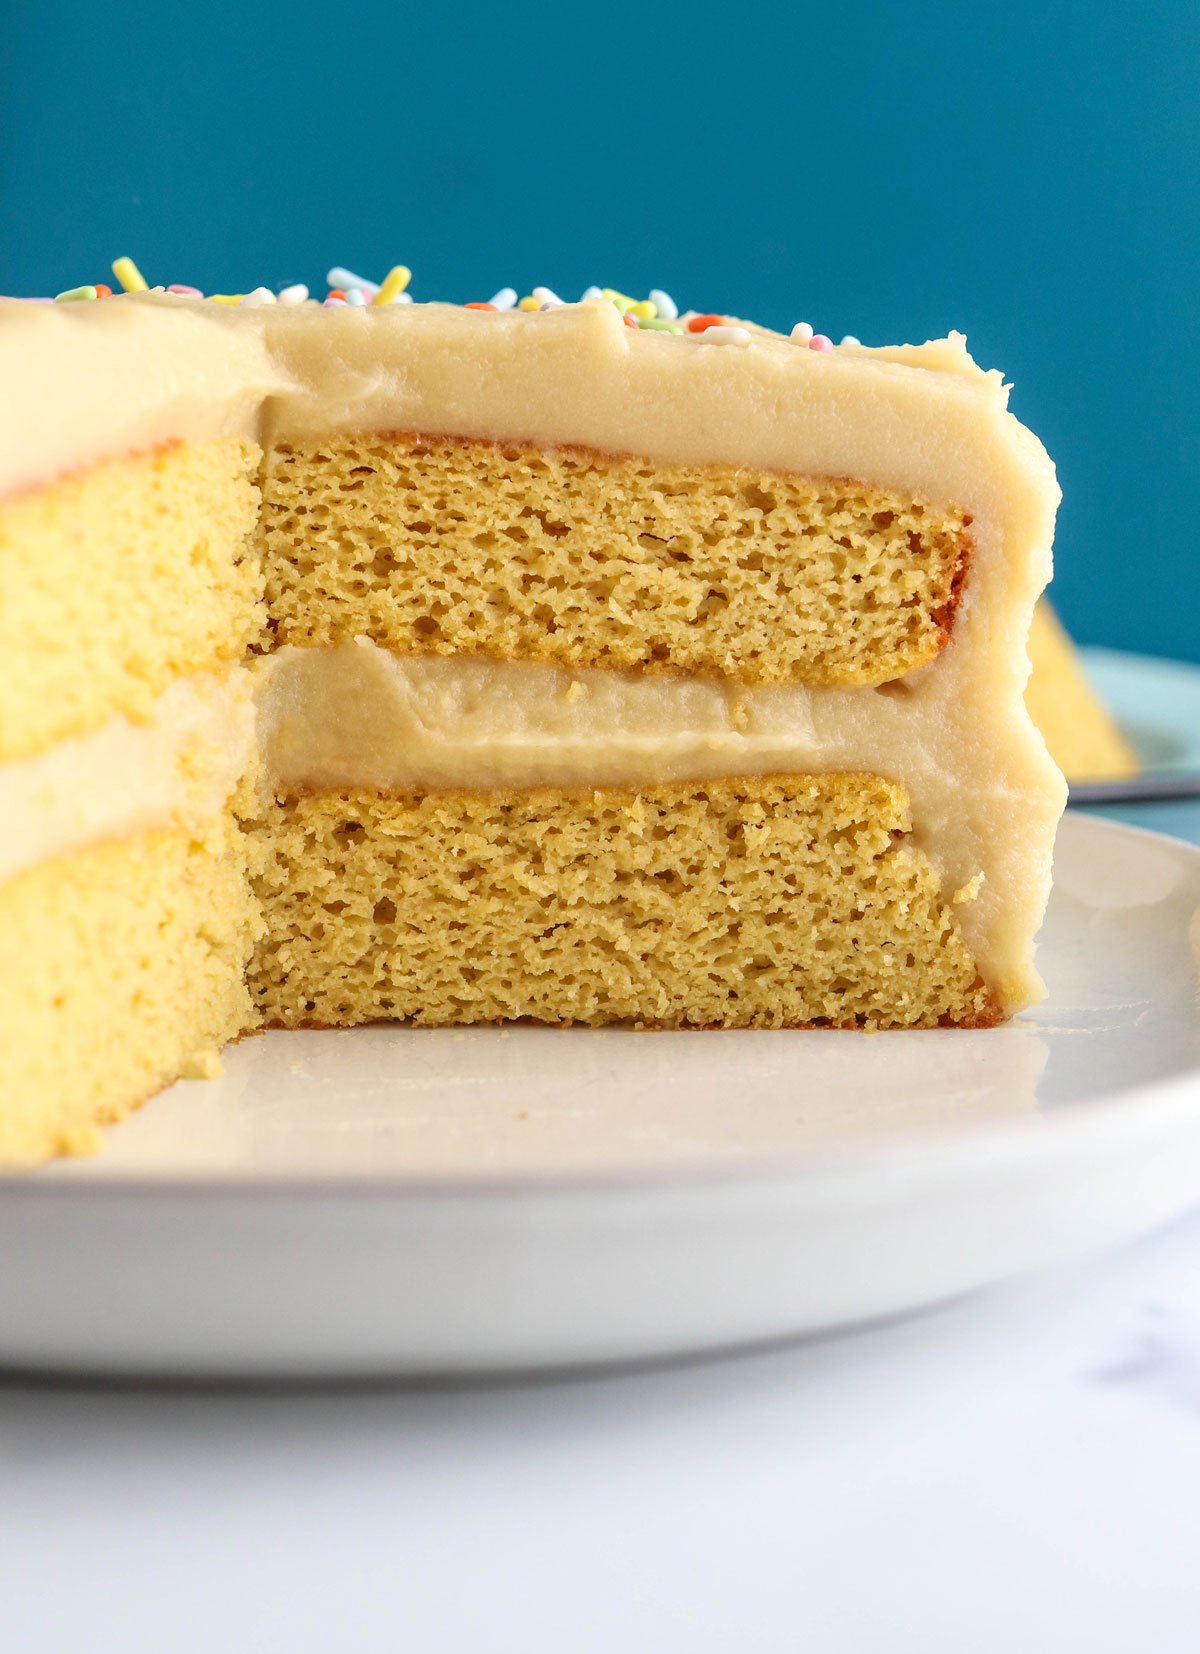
[0,669,256,885]
[255,640,1059,1003]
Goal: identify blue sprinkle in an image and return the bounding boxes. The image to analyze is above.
[327,266,377,294]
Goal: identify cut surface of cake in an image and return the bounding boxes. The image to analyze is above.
[0,274,1066,1163]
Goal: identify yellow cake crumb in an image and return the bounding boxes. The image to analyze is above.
[259,435,972,687]
[0,438,264,761]
[246,774,998,1032]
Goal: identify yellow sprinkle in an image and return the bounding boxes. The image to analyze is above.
[207,294,244,305]
[517,295,540,311]
[373,265,412,305]
[629,299,657,319]
[111,256,148,293]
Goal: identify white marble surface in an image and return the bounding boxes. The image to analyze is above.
[2,1208,1200,1651]
[4,798,1200,1650]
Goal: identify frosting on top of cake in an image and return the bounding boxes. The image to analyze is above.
[0,286,1011,499]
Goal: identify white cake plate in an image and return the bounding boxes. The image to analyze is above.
[3,811,1200,1379]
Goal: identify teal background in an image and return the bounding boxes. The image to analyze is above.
[2,1,1197,661]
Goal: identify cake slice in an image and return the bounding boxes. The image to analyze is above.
[1026,600,1139,782]
[0,281,1065,1162]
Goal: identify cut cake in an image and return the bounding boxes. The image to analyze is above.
[0,272,1066,1163]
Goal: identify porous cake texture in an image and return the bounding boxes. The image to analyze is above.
[260,435,972,686]
[0,286,1065,1164]
[248,776,998,1032]
[0,819,258,1164]
[0,438,262,760]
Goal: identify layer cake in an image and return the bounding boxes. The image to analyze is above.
[0,277,1066,1162]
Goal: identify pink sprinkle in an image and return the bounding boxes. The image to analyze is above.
[167,283,203,296]
[324,296,348,307]
[809,334,833,352]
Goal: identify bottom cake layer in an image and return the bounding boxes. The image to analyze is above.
[248,775,1000,1032]
[0,816,259,1165]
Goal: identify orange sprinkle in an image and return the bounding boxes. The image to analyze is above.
[327,289,346,301]
[94,283,113,298]
[687,313,726,333]
[623,313,639,328]
[464,301,498,310]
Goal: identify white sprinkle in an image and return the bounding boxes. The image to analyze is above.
[649,287,677,320]
[699,324,751,347]
[344,287,368,306]
[393,291,414,304]
[327,266,377,294]
[240,286,277,307]
[489,287,518,311]
[840,334,861,347]
[277,283,309,304]
[790,321,814,344]
[581,285,604,301]
[532,285,563,307]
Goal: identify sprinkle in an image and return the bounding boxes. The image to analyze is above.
[240,286,277,307]
[517,295,541,311]
[839,335,861,347]
[628,299,657,319]
[94,283,113,298]
[635,316,684,334]
[687,313,726,333]
[790,322,814,344]
[327,266,377,295]
[622,313,640,328]
[649,288,678,320]
[465,301,498,311]
[167,283,202,297]
[54,285,97,302]
[581,285,604,301]
[699,324,751,347]
[323,295,348,307]
[373,265,412,305]
[112,256,148,293]
[277,283,309,304]
[603,288,634,314]
[809,334,833,352]
[393,292,414,304]
[532,285,564,307]
[327,289,346,301]
[208,294,244,305]
[488,287,518,311]
[344,287,368,306]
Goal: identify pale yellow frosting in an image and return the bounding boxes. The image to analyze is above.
[254,641,1060,1007]
[0,297,286,497]
[0,292,1064,1011]
[0,670,255,885]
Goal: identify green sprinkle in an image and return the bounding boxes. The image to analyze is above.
[636,317,684,333]
[54,285,98,302]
